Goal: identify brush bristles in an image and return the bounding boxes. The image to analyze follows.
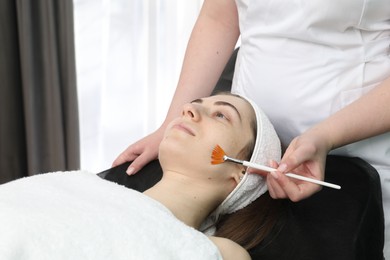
[211,145,226,165]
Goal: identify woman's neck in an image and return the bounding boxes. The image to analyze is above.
[143,171,223,229]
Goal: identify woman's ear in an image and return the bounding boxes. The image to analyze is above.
[232,168,246,185]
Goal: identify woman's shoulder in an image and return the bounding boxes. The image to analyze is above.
[208,236,251,260]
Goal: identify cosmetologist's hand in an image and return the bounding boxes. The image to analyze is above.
[112,127,165,175]
[263,129,331,202]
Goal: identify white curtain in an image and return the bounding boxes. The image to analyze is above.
[74,0,203,172]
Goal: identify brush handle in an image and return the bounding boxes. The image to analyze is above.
[243,161,275,172]
[243,161,341,190]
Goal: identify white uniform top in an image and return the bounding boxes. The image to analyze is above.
[232,0,390,176]
[232,0,390,254]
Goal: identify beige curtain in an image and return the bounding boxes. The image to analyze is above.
[0,0,80,184]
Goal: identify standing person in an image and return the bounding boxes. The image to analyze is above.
[113,0,390,255]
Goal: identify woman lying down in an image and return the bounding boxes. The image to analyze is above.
[0,93,282,260]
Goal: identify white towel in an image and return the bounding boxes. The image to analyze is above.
[0,171,222,260]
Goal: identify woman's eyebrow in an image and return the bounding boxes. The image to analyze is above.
[190,98,242,122]
[191,98,203,104]
[214,101,242,122]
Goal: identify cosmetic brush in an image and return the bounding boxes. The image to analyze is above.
[211,145,341,190]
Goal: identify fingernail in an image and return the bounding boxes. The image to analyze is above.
[126,167,135,175]
[270,171,279,179]
[278,163,287,172]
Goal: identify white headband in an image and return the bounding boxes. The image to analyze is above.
[201,95,281,234]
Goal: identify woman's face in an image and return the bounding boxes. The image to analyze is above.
[159,94,255,179]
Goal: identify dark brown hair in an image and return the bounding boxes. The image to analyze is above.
[214,192,285,250]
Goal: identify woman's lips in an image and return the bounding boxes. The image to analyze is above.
[172,123,195,136]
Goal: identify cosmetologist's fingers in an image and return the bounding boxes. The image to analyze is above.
[112,151,137,168]
[271,171,322,202]
[266,178,277,198]
[267,171,288,199]
[112,135,153,167]
[125,151,158,175]
[248,159,279,177]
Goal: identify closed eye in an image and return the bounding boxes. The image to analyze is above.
[215,111,230,121]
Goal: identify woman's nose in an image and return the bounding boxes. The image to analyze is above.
[182,103,201,121]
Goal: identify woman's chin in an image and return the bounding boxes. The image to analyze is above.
[159,144,187,167]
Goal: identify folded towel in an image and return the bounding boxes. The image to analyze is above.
[0,171,222,260]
